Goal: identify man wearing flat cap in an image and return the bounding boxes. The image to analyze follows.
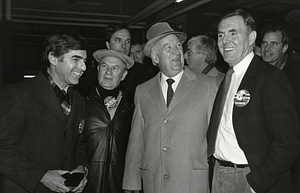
[79,49,135,193]
[123,22,218,193]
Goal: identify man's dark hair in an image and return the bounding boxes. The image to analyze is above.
[43,30,89,67]
[105,22,130,42]
[219,9,256,33]
[131,37,144,46]
[261,24,289,45]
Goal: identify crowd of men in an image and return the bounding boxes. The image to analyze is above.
[0,8,299,193]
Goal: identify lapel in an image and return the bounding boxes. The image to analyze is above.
[148,68,195,115]
[149,73,167,113]
[112,90,133,122]
[233,55,259,125]
[30,72,66,124]
[166,68,195,114]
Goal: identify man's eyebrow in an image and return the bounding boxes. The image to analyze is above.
[162,42,170,48]
[71,55,85,59]
[228,29,238,33]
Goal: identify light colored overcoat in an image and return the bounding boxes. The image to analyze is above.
[123,67,218,193]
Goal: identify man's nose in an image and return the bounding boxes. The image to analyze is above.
[78,61,86,71]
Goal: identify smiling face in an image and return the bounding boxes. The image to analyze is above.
[217,15,256,67]
[152,34,184,77]
[260,31,288,65]
[97,56,128,90]
[50,50,87,89]
[106,29,131,56]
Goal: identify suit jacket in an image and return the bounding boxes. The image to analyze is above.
[0,72,88,193]
[208,55,300,193]
[206,67,225,85]
[282,52,300,192]
[123,67,218,193]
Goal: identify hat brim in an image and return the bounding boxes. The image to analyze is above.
[93,49,134,69]
[144,32,187,57]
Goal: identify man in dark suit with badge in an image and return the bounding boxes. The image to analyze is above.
[207,9,300,193]
[0,30,89,193]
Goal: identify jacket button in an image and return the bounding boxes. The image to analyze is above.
[163,119,168,124]
[163,174,169,179]
[162,146,168,152]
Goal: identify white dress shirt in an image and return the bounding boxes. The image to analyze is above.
[160,70,184,105]
[214,52,254,164]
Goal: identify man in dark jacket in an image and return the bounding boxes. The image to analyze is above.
[81,49,135,193]
[0,30,89,193]
[105,22,156,94]
[260,25,300,192]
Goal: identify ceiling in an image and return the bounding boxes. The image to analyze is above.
[1,0,300,48]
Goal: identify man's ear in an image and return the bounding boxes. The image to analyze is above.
[105,41,110,49]
[151,52,159,65]
[48,52,58,66]
[249,31,257,46]
[121,69,128,81]
[283,44,289,53]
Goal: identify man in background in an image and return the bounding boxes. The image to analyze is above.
[0,30,89,193]
[260,24,300,192]
[184,35,224,84]
[105,23,155,94]
[130,37,159,76]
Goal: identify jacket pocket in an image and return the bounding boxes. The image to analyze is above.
[191,159,209,192]
[138,159,148,170]
[192,158,208,170]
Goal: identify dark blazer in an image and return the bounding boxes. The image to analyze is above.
[208,55,300,193]
[282,52,300,192]
[0,72,88,193]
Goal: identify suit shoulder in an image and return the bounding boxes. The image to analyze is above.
[194,71,217,85]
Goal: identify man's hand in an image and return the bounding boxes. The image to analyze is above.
[41,170,71,193]
[69,166,88,193]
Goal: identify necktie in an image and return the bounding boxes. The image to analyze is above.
[207,67,234,156]
[166,78,175,107]
[61,88,72,116]
[218,67,234,113]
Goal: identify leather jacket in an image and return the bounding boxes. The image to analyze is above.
[82,84,134,193]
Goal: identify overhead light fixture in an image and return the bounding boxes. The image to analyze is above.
[175,0,184,3]
[24,75,36,79]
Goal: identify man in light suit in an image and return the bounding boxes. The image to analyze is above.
[207,9,300,193]
[0,30,89,193]
[122,22,218,193]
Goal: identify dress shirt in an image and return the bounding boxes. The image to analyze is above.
[160,70,184,104]
[214,52,254,164]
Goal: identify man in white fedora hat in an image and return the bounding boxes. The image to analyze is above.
[122,22,218,193]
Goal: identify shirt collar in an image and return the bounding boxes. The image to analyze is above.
[160,69,184,84]
[233,52,254,75]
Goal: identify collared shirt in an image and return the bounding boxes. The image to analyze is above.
[160,70,184,104]
[214,52,254,164]
[42,68,72,115]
